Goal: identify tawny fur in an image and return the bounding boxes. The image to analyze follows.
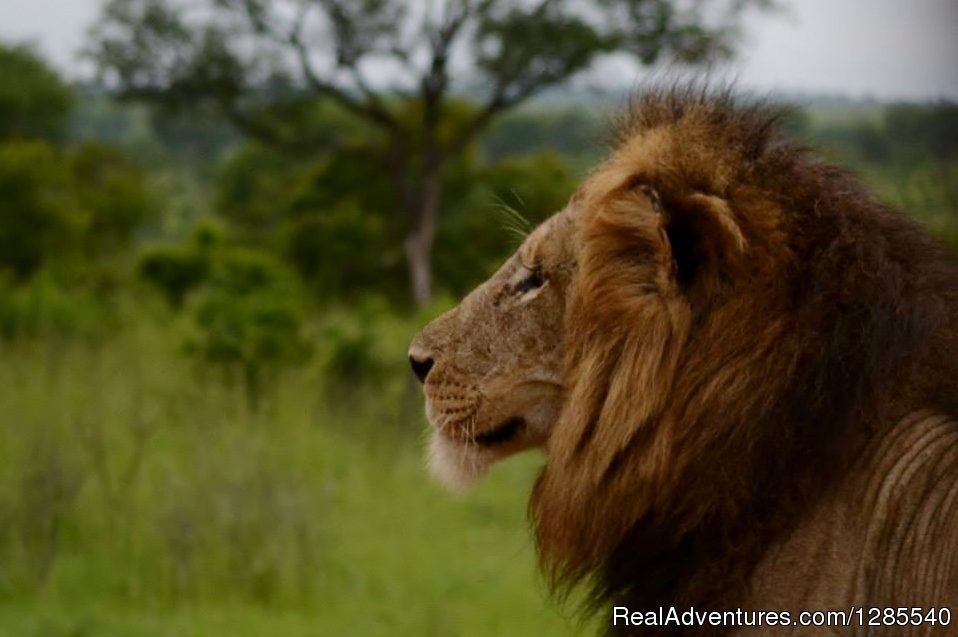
[534,87,958,635]
[411,86,958,636]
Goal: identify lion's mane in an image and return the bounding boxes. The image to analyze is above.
[531,87,958,623]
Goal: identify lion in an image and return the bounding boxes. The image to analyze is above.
[409,86,958,635]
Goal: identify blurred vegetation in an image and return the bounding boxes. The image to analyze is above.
[0,37,955,637]
[88,0,771,305]
[0,320,582,636]
[0,44,73,142]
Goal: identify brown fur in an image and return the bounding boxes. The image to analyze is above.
[533,87,958,634]
[410,86,958,635]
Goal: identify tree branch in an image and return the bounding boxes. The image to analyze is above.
[445,71,554,157]
[419,0,474,169]
[287,28,396,130]
[231,0,399,132]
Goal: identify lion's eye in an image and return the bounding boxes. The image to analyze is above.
[514,268,545,295]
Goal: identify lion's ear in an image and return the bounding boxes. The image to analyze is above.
[656,190,747,296]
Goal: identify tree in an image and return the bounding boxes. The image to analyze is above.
[0,140,158,280]
[0,142,78,279]
[183,247,312,408]
[70,142,159,258]
[0,44,73,143]
[90,0,770,305]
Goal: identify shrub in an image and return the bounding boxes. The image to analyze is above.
[0,43,73,143]
[0,141,79,280]
[69,141,159,257]
[214,143,297,237]
[323,323,379,386]
[283,201,402,303]
[0,271,117,342]
[181,248,312,407]
[208,246,292,296]
[136,221,223,308]
[137,245,209,309]
[186,289,311,408]
[0,139,158,281]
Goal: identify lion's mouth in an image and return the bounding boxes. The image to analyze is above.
[474,417,526,446]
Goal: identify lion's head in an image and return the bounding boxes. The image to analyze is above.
[409,88,775,495]
[410,86,958,616]
[408,209,577,490]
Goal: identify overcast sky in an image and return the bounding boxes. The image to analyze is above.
[1,0,956,101]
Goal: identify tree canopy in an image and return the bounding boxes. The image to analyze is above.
[0,44,73,142]
[89,0,771,305]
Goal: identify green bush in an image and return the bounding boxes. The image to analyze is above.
[0,43,73,143]
[214,144,298,236]
[177,247,312,407]
[186,289,311,408]
[136,221,223,308]
[283,201,401,302]
[0,139,159,281]
[0,141,80,280]
[70,141,159,257]
[208,246,294,296]
[320,300,390,391]
[138,224,313,406]
[137,245,209,309]
[323,323,380,386]
[0,271,117,342]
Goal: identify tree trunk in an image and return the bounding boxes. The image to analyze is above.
[404,164,442,307]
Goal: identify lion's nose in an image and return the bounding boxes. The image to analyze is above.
[408,348,435,384]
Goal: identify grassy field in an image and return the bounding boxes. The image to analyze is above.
[0,318,590,637]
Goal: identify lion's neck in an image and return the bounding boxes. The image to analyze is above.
[742,411,958,633]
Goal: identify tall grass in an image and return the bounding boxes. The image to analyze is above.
[0,317,586,636]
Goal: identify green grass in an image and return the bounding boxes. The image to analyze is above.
[0,319,590,637]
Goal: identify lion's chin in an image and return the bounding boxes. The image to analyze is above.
[427,433,491,492]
